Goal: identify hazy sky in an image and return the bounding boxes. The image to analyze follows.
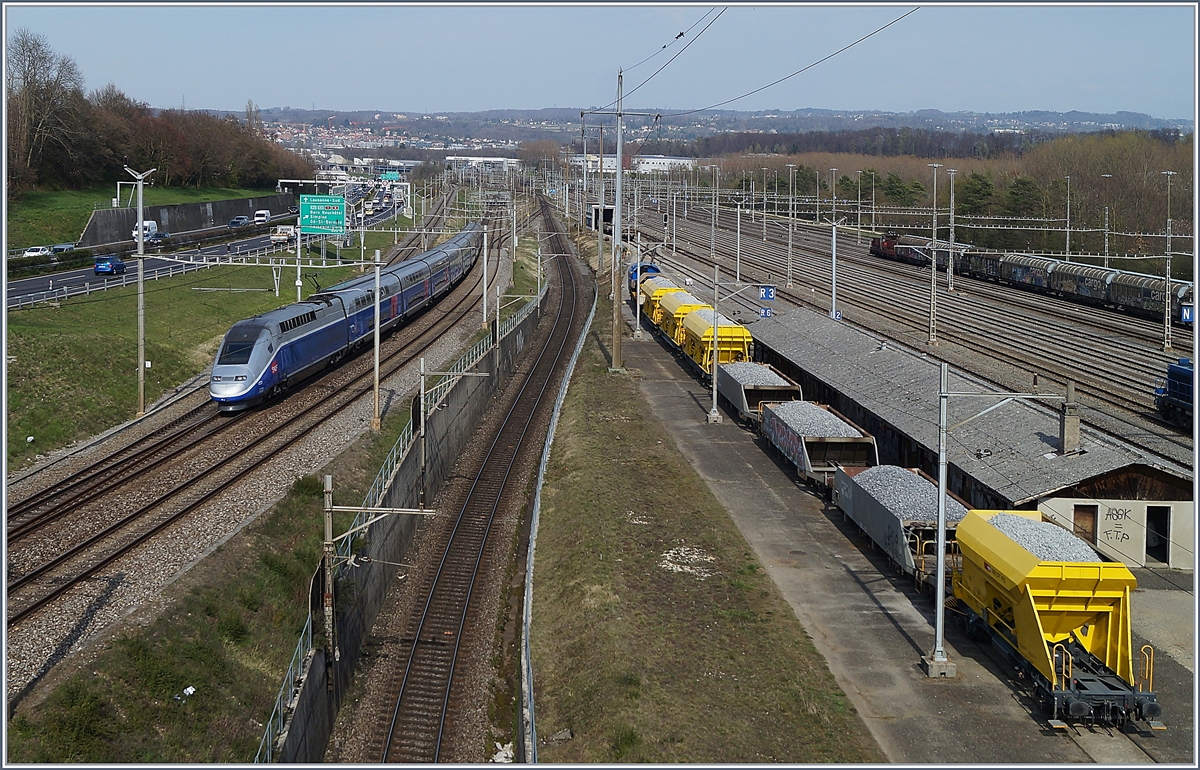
[4,3,1196,120]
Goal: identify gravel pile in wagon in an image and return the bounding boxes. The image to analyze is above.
[986,512,1099,562]
[689,307,737,327]
[771,400,862,438]
[853,464,968,523]
[721,362,789,386]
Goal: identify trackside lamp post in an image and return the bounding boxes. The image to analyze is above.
[372,250,382,431]
[125,165,156,417]
[923,365,1066,678]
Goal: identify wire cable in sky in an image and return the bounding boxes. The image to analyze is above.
[623,7,717,73]
[664,6,920,117]
[622,7,725,105]
[586,7,724,116]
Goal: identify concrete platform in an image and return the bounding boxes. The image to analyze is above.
[619,306,1192,764]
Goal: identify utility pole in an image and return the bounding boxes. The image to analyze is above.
[125,165,156,417]
[612,70,624,371]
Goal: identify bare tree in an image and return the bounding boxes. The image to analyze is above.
[6,28,86,192]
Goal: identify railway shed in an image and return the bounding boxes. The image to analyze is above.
[749,308,1193,569]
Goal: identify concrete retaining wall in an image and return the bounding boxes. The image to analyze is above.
[275,293,548,763]
[78,193,295,247]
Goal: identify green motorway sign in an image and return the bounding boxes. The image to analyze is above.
[381,171,400,181]
[299,194,346,234]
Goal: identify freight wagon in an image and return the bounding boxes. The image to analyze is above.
[761,401,878,490]
[716,362,802,425]
[833,465,968,589]
[952,510,1164,730]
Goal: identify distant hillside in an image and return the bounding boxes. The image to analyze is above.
[242,105,1191,142]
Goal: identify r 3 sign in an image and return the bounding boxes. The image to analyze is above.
[759,285,777,301]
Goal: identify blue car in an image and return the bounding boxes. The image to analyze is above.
[94,255,127,275]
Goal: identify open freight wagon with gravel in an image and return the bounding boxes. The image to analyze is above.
[952,510,1165,731]
[833,465,968,590]
[717,362,803,425]
[761,400,878,492]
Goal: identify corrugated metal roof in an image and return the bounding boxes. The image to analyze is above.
[752,308,1189,506]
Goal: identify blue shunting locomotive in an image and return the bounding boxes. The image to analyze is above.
[1154,357,1193,428]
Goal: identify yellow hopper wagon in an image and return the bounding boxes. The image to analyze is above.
[657,291,710,345]
[680,307,753,377]
[638,275,685,327]
[952,510,1163,730]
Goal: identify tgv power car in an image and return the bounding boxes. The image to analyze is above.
[210,223,482,411]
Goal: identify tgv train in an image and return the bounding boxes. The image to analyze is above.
[210,224,483,411]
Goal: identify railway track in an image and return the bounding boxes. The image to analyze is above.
[6,216,510,633]
[378,197,586,762]
[636,210,1191,469]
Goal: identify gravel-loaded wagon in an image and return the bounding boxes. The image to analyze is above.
[716,362,802,425]
[761,401,877,490]
[832,464,967,589]
[953,510,1164,730]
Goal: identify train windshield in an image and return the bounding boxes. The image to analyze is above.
[218,323,267,365]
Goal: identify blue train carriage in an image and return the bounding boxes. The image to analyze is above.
[210,298,348,411]
[1154,357,1193,428]
[627,262,661,300]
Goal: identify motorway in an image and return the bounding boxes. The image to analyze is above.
[7,191,410,309]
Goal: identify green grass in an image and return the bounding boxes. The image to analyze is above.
[7,187,276,251]
[7,387,419,762]
[528,253,883,763]
[5,263,359,469]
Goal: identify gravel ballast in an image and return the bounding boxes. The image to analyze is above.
[721,362,790,387]
[852,465,968,524]
[771,400,862,438]
[986,512,1100,563]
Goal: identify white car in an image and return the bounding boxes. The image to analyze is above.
[23,246,52,258]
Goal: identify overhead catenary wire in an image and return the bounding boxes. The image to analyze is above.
[662,7,920,118]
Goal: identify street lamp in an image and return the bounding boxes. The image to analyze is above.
[1162,170,1177,351]
[125,164,156,417]
[786,164,797,288]
[947,169,957,292]
[927,163,942,346]
[736,197,743,283]
[1101,173,1113,262]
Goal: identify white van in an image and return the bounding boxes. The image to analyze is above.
[132,220,159,240]
[254,209,272,225]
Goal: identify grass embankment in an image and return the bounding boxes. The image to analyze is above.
[6,263,360,469]
[527,236,882,762]
[6,442,396,762]
[7,187,275,250]
[6,223,542,762]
